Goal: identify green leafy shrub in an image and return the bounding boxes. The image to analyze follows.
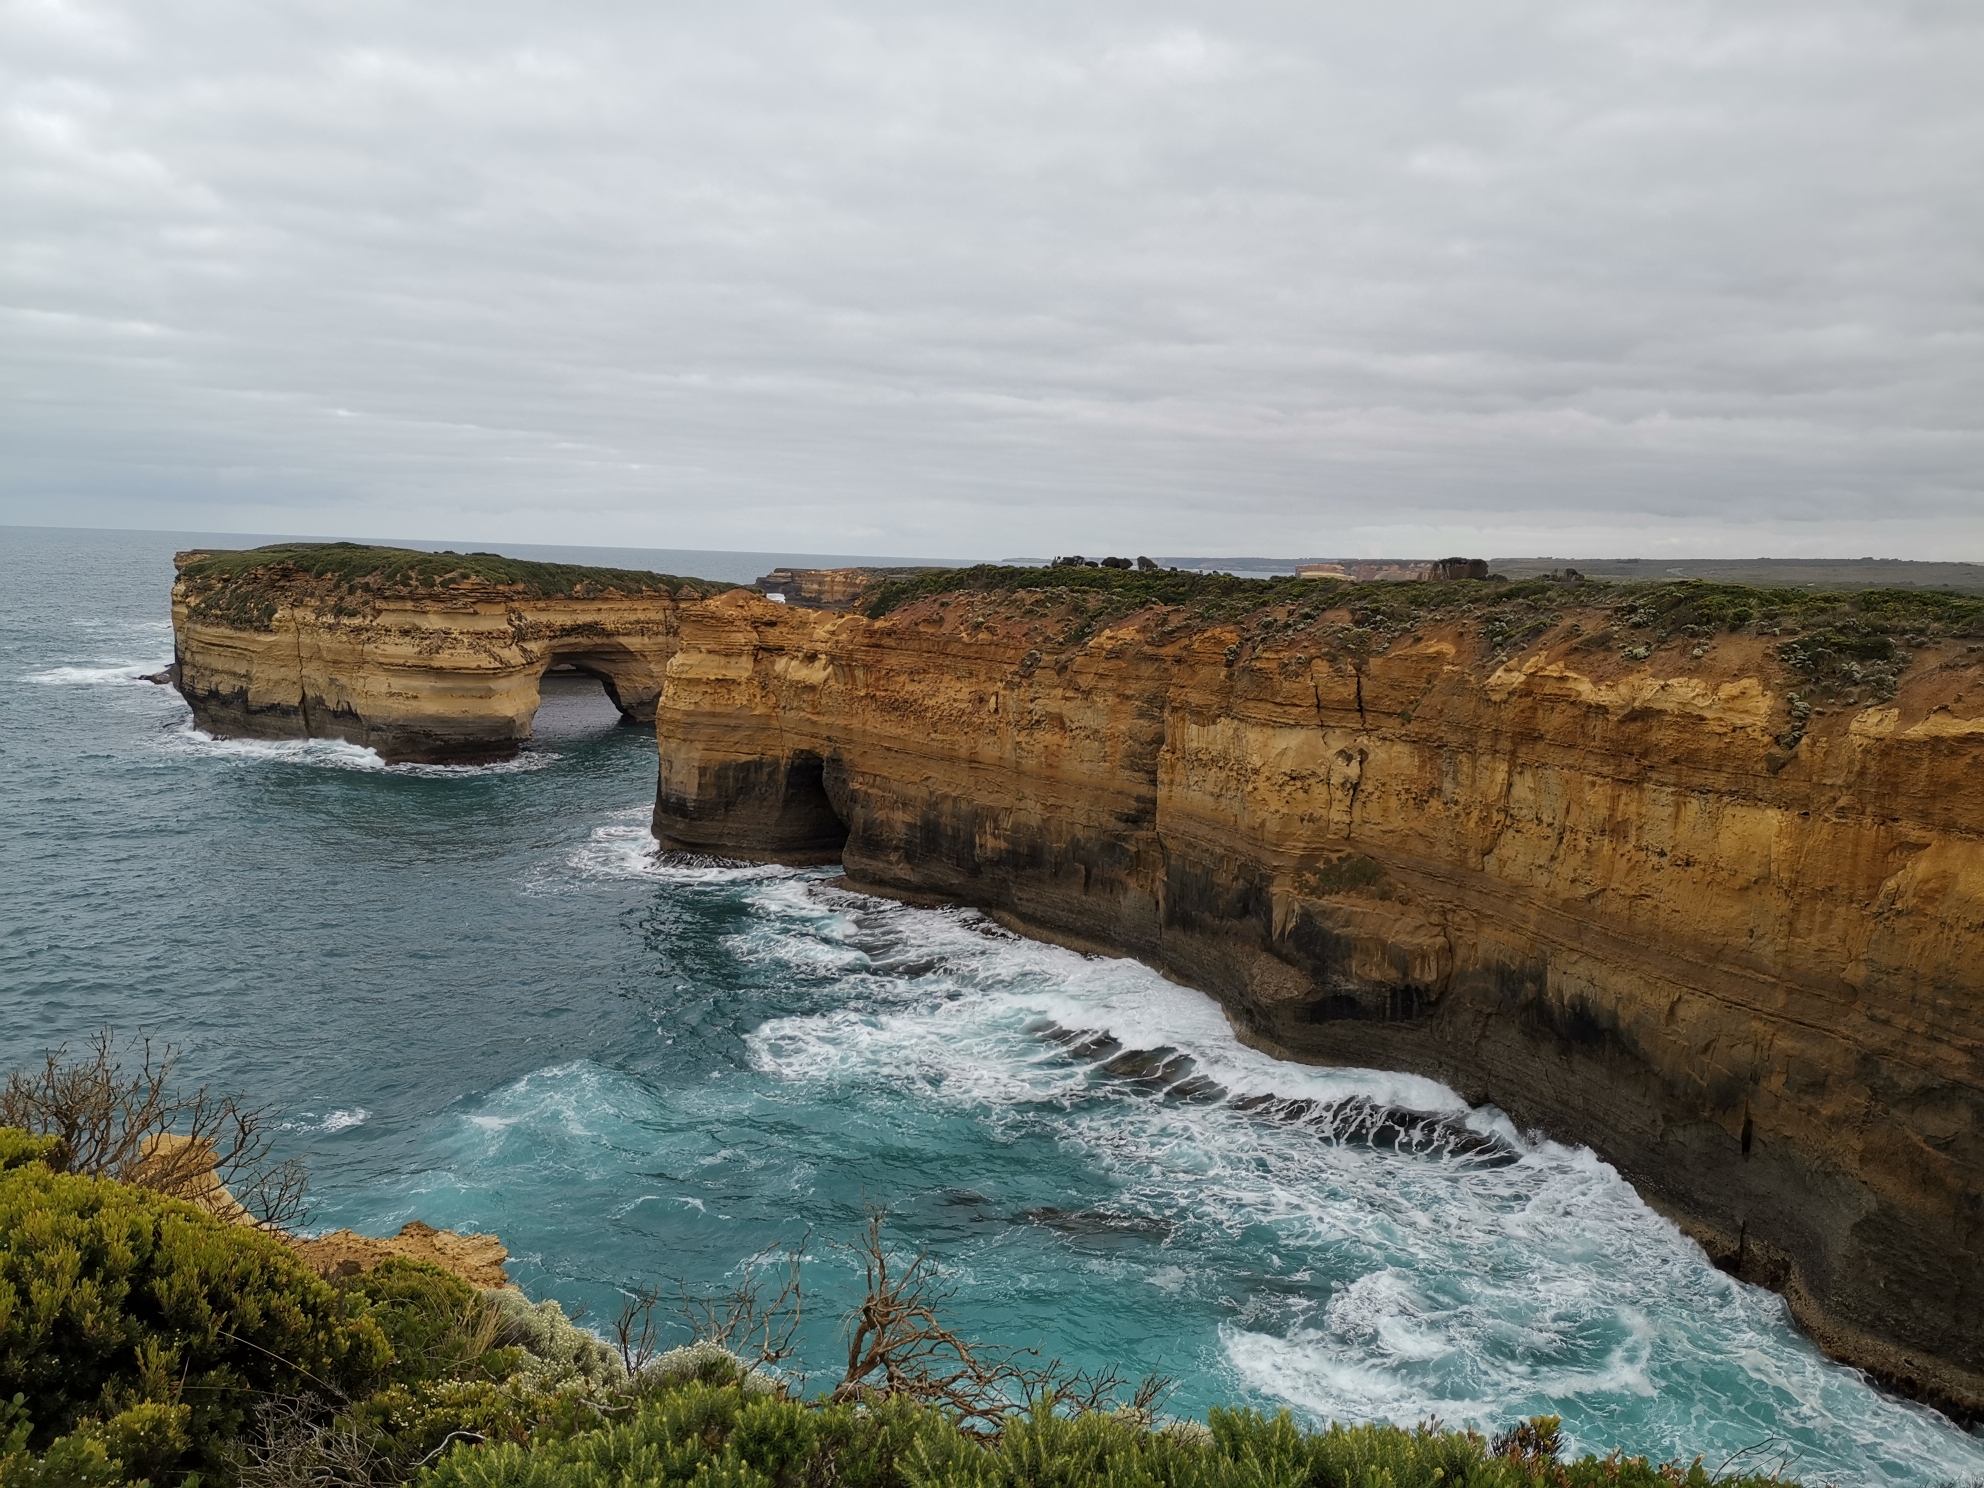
[415,1386,1793,1488]
[0,1132,57,1171]
[343,1260,503,1390]
[0,1141,391,1483]
[174,545,723,631]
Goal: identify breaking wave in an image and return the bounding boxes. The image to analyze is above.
[160,723,559,776]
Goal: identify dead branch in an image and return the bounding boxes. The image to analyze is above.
[0,1028,309,1232]
[659,1233,810,1384]
[829,1207,1040,1432]
[233,1394,388,1488]
[614,1283,666,1376]
[683,1235,808,1371]
[827,1208,1174,1433]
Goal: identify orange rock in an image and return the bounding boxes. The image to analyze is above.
[170,551,736,763]
[130,1133,251,1225]
[289,1220,513,1289]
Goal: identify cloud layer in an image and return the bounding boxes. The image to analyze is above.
[4,0,1980,557]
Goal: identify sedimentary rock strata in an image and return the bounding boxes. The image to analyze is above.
[651,575,1984,1418]
[171,544,721,762]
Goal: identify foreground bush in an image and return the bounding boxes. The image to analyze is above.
[0,1126,1795,1488]
[0,1149,392,1483]
[417,1383,1772,1488]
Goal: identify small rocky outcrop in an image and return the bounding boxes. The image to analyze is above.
[140,1121,516,1291]
[292,1219,514,1289]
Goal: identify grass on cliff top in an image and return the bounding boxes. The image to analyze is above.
[863,564,1984,642]
[175,543,728,631]
[178,543,724,600]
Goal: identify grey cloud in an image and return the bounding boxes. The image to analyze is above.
[2,0,1979,557]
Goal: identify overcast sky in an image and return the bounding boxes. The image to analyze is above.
[3,0,1980,559]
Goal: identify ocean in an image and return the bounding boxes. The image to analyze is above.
[3,524,1981,1488]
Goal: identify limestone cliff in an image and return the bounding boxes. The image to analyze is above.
[651,570,1984,1419]
[171,544,724,762]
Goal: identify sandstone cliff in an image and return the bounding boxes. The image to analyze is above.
[650,570,1984,1419]
[171,544,722,762]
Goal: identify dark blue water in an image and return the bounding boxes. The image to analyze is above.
[4,525,1981,1488]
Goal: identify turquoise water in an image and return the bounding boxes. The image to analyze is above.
[3,524,1982,1488]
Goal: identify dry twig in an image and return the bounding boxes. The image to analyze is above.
[829,1207,1168,1433]
[1,1028,309,1231]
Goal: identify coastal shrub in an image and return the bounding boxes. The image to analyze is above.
[863,563,1983,654]
[229,1287,637,1487]
[0,1130,57,1170]
[637,1342,774,1398]
[342,1260,505,1389]
[268,1373,613,1484]
[414,1385,1791,1488]
[175,545,723,631]
[484,1290,626,1389]
[0,1143,390,1482]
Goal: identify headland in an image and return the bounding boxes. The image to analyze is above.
[170,547,1984,1418]
[648,564,1984,1420]
[170,543,722,762]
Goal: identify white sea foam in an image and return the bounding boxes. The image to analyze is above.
[470,818,1984,1485]
[741,881,1468,1118]
[557,813,818,887]
[24,659,171,685]
[714,874,1984,1486]
[282,1107,372,1133]
[159,723,557,776]
[69,617,172,634]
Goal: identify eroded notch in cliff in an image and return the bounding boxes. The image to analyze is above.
[653,748,850,867]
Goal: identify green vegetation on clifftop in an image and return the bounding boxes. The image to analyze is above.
[864,564,1984,710]
[865,564,1984,639]
[174,545,726,632]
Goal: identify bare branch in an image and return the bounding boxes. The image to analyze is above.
[614,1284,666,1376]
[825,1207,1171,1433]
[1,1028,309,1232]
[674,1233,809,1375]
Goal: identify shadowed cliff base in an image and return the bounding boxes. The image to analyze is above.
[645,568,1984,1424]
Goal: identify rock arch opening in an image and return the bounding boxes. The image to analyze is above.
[526,643,665,741]
[529,664,632,740]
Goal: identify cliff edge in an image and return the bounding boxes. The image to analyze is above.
[171,544,725,762]
[650,566,1984,1419]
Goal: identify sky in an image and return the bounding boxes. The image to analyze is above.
[3,0,1981,561]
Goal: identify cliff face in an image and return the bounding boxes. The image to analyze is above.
[652,584,1984,1417]
[171,546,716,762]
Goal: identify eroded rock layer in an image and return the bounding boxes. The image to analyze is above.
[171,545,721,762]
[652,581,1984,1417]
